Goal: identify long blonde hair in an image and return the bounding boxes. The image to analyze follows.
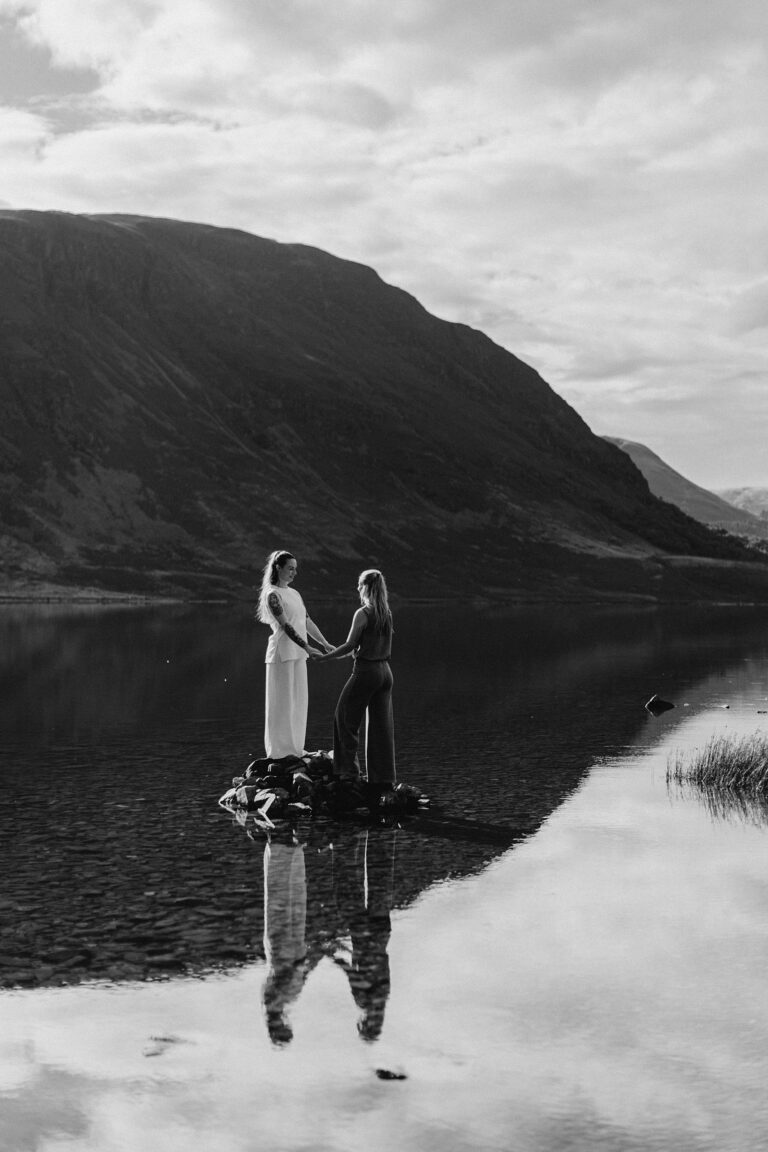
[358,569,391,633]
[257,550,295,623]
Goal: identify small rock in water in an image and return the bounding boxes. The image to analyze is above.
[645,694,675,716]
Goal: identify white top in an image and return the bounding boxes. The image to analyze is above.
[265,586,309,664]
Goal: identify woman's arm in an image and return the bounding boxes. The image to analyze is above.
[267,591,323,656]
[315,608,367,660]
[306,614,333,651]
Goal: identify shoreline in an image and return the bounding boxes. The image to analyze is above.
[3,592,768,609]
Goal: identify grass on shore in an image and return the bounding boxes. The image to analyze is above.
[668,732,768,794]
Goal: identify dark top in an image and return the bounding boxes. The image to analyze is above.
[355,608,393,661]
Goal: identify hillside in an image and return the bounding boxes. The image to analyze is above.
[1,210,767,602]
[717,488,768,522]
[604,438,768,542]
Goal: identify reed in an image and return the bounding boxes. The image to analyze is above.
[667,733,768,794]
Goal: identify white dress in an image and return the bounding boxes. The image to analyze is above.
[264,585,309,758]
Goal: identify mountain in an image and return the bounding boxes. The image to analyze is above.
[1,209,767,603]
[604,437,768,542]
[717,488,768,522]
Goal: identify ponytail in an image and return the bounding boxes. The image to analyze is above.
[257,550,295,623]
[358,569,391,633]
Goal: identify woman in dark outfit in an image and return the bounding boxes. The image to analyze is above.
[318,569,395,797]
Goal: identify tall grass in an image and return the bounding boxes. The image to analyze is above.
[667,733,768,794]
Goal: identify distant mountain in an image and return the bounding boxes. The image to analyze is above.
[604,437,768,542]
[717,488,768,522]
[2,210,767,603]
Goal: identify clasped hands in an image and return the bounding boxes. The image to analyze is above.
[307,640,343,662]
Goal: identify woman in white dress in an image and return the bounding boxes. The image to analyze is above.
[256,550,333,759]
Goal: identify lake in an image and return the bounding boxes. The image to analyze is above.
[2,600,768,1152]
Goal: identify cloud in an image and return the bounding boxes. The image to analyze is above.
[0,0,767,484]
[272,79,400,128]
[0,105,50,158]
[728,278,768,335]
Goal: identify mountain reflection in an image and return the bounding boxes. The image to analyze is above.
[261,824,395,1045]
[3,603,768,992]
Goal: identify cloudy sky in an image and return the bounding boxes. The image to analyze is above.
[1,0,766,487]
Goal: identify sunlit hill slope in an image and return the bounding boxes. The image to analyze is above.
[1,210,766,601]
[717,488,768,523]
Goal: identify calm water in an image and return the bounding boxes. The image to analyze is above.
[2,601,768,1151]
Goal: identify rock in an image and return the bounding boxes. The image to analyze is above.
[393,782,430,811]
[645,694,675,715]
[244,758,271,778]
[291,770,315,803]
[234,785,261,809]
[219,751,430,821]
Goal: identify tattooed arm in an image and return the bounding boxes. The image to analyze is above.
[267,591,322,655]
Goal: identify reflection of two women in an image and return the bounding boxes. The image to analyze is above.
[262,826,396,1045]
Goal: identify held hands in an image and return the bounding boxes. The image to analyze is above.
[312,645,340,662]
[306,639,336,661]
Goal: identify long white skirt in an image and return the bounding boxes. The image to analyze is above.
[265,658,308,758]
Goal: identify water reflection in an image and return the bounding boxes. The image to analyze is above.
[670,782,768,829]
[261,824,395,1046]
[5,606,768,1151]
[263,833,309,1045]
[3,603,768,991]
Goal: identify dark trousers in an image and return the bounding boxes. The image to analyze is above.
[333,661,395,784]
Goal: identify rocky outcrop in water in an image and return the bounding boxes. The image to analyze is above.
[218,751,430,820]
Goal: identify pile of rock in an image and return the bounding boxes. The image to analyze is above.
[218,751,429,823]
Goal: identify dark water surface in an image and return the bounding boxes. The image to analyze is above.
[2,602,768,1151]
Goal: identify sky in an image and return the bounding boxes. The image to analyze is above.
[1,0,766,488]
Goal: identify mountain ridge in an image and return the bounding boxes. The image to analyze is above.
[717,487,768,522]
[2,210,767,602]
[604,437,768,542]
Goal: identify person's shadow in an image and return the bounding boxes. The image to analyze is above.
[261,823,396,1045]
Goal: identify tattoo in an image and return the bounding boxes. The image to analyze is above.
[283,622,307,650]
[267,591,307,650]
